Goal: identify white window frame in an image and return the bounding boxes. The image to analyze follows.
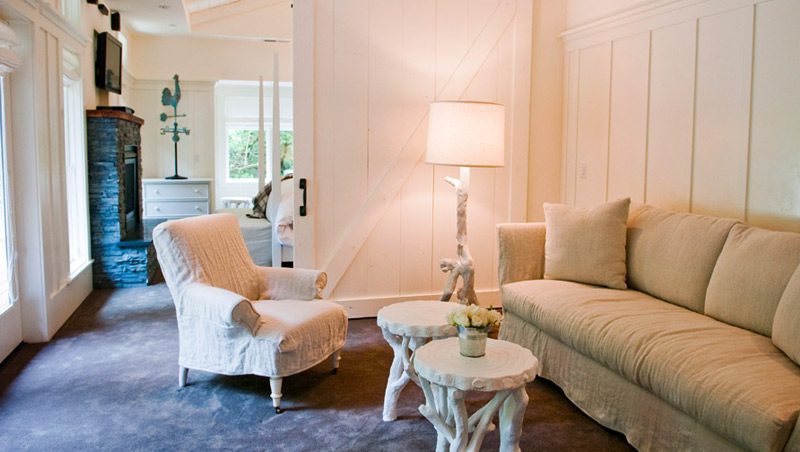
[0,76,12,311]
[62,59,90,277]
[225,123,272,184]
[0,69,22,361]
[59,0,82,28]
[213,81,294,208]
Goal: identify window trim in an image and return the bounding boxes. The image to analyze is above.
[61,65,90,277]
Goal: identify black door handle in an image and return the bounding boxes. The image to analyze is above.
[299,178,307,217]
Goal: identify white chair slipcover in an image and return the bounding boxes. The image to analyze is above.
[152,213,348,412]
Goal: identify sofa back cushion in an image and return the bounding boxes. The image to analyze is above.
[774,265,800,365]
[626,205,737,312]
[705,224,800,336]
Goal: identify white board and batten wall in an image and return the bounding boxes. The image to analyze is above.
[561,0,800,232]
[294,0,533,317]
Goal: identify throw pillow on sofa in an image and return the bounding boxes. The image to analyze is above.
[543,198,630,290]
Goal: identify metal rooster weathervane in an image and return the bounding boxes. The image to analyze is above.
[159,74,190,180]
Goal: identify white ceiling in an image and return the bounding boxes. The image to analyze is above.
[105,0,190,35]
[184,0,241,14]
[105,0,291,40]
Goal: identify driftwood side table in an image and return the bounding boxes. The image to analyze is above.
[377,301,459,421]
[411,337,539,452]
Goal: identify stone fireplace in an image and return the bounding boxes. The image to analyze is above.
[87,109,159,288]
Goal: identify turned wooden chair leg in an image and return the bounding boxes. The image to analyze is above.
[178,366,188,388]
[331,350,341,375]
[269,377,283,414]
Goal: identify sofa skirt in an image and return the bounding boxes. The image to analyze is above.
[500,311,745,452]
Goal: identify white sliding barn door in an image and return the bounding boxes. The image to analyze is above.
[294,0,532,316]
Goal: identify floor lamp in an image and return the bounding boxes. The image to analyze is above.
[426,101,505,305]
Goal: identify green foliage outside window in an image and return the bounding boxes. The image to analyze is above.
[228,129,295,179]
[280,131,294,175]
[228,129,259,179]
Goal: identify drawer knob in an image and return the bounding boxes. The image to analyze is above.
[195,206,201,211]
[155,189,160,194]
[155,207,161,212]
[194,189,200,193]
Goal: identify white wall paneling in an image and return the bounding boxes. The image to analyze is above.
[746,0,800,231]
[561,0,800,231]
[645,20,695,212]
[574,42,611,207]
[561,50,580,205]
[607,32,649,202]
[691,7,753,219]
[294,0,532,316]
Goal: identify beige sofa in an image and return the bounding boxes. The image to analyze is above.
[497,204,800,452]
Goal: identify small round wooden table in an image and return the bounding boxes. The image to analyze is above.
[377,301,459,422]
[411,337,539,452]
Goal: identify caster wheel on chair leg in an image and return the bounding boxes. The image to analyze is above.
[331,368,338,375]
[270,377,283,415]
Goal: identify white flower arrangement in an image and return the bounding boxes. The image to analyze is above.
[446,305,503,330]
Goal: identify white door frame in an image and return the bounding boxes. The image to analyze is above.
[0,73,22,362]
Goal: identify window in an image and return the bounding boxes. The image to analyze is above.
[214,81,294,206]
[279,130,293,175]
[60,0,81,29]
[0,77,10,309]
[227,127,260,180]
[226,128,293,181]
[62,51,90,275]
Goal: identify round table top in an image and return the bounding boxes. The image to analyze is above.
[377,300,459,338]
[413,338,539,392]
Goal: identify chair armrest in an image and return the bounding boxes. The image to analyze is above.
[256,266,328,300]
[179,283,261,334]
[497,222,546,286]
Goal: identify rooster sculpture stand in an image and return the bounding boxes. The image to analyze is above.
[159,74,190,180]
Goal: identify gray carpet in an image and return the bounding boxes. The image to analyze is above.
[0,284,633,451]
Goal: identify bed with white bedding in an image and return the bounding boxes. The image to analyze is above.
[217,209,273,266]
[217,178,295,266]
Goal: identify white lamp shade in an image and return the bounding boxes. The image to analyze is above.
[425,101,505,167]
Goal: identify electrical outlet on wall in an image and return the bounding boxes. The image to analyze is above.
[579,162,588,180]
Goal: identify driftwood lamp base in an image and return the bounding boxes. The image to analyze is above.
[439,167,478,305]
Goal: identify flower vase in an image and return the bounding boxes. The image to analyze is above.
[457,326,488,358]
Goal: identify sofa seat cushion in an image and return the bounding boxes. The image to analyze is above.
[251,300,348,354]
[502,279,800,451]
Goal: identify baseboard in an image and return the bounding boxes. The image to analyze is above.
[333,289,501,319]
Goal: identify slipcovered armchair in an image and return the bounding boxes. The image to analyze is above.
[152,213,348,413]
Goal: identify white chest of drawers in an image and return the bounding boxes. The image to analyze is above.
[142,178,212,220]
